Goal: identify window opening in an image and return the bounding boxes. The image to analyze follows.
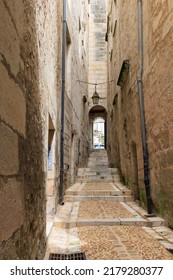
[48,115,55,171]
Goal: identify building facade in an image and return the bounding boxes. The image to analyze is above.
[88,0,108,149]
[1,0,173,260]
[107,0,173,227]
[0,0,89,259]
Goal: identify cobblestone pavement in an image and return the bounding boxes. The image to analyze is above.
[83,183,114,190]
[79,226,173,260]
[45,151,173,260]
[46,182,173,260]
[78,201,134,219]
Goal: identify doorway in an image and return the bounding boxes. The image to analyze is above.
[93,117,105,149]
[70,133,75,184]
[131,141,140,201]
[89,105,107,150]
[46,114,56,236]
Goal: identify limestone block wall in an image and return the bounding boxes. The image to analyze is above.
[142,0,173,226]
[88,0,108,111]
[34,0,62,219]
[0,0,63,259]
[107,0,173,227]
[107,0,141,182]
[0,0,43,259]
[63,0,90,188]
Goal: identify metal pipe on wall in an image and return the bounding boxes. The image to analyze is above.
[137,0,153,215]
[59,0,67,205]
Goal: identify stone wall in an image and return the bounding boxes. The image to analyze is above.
[64,0,90,188]
[35,0,63,222]
[107,0,173,227]
[88,0,108,111]
[0,0,63,259]
[0,0,90,259]
[143,0,173,226]
[0,0,48,259]
[87,0,108,150]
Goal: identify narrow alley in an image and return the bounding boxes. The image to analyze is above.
[45,150,173,260]
[1,0,173,261]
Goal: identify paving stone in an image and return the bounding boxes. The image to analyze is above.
[65,195,127,202]
[78,226,173,260]
[120,218,147,226]
[147,217,166,226]
[78,200,134,219]
[77,218,121,226]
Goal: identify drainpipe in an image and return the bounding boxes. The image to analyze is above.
[59,0,67,205]
[137,0,153,215]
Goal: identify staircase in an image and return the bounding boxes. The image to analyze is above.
[45,149,173,260]
[77,149,120,182]
[65,149,132,202]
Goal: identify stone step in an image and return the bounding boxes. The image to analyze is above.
[78,167,118,171]
[87,158,108,163]
[88,161,108,165]
[89,151,107,155]
[54,217,166,230]
[88,157,108,159]
[77,180,121,184]
[77,176,121,183]
[78,172,115,176]
[88,157,108,160]
[77,174,120,178]
[53,203,166,229]
[77,172,119,178]
[89,156,108,160]
[76,218,147,227]
[65,189,131,196]
[77,168,119,176]
[64,195,133,202]
[54,218,149,228]
[88,158,108,162]
[87,164,109,168]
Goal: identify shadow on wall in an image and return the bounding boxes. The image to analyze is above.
[0,1,46,259]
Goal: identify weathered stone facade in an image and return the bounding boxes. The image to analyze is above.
[63,0,90,187]
[0,0,89,259]
[88,0,108,148]
[88,0,108,108]
[0,0,48,259]
[107,0,173,227]
[1,0,173,260]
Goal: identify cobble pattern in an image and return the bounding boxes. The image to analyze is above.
[79,226,173,260]
[79,200,134,219]
[83,182,114,190]
[46,151,173,260]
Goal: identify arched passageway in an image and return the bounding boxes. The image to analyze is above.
[89,105,107,150]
